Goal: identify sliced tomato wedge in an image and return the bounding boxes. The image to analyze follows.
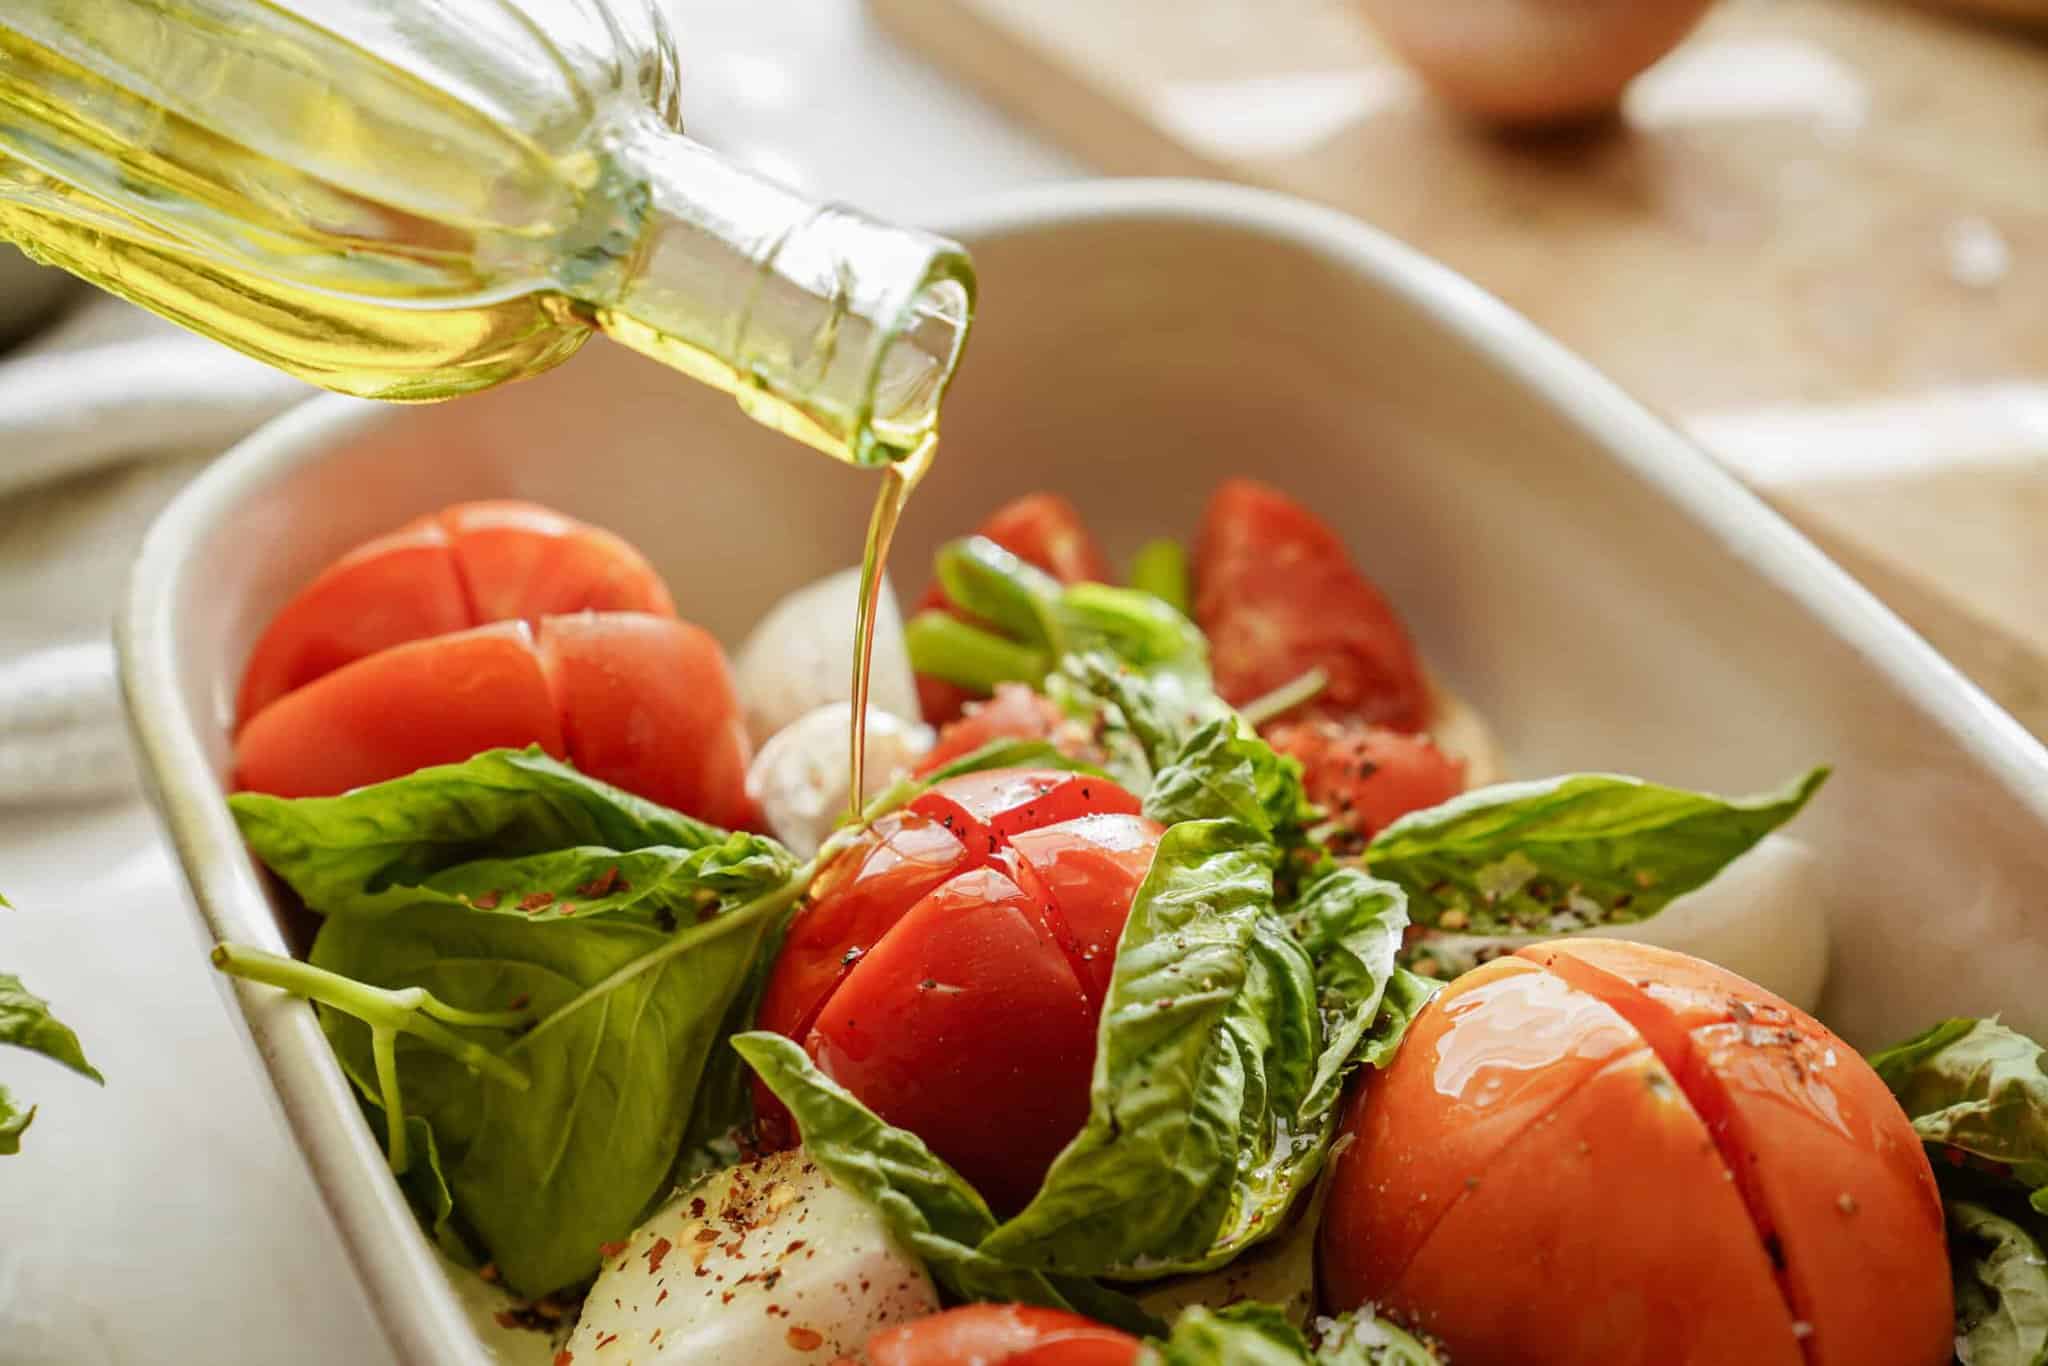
[1192,478,1429,731]
[915,495,1111,725]
[234,621,565,800]
[235,612,756,828]
[865,1305,1143,1366]
[1266,718,1466,849]
[236,500,674,726]
[756,769,1160,1209]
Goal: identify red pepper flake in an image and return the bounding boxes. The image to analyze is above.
[520,891,556,913]
[477,1262,500,1283]
[554,1353,574,1366]
[577,866,624,898]
[558,901,578,916]
[787,1325,825,1351]
[644,1236,673,1274]
[505,994,530,1012]
[493,1311,521,1330]
[474,890,503,910]
[655,1289,669,1307]
[594,1331,619,1350]
[598,1239,629,1258]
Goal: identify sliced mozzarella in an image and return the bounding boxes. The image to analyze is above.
[564,1149,938,1365]
[1426,674,1509,789]
[747,704,935,857]
[734,569,918,745]
[1422,835,1831,1014]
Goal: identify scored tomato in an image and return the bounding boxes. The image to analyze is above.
[756,769,1160,1212]
[235,611,758,828]
[915,494,1112,725]
[863,1304,1143,1366]
[1193,478,1429,732]
[1266,718,1466,848]
[236,499,674,726]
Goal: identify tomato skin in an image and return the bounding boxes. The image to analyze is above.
[235,500,673,726]
[1266,719,1466,845]
[915,495,1111,725]
[865,1304,1142,1366]
[756,770,1158,1209]
[1319,942,1953,1366]
[235,621,566,799]
[538,613,759,832]
[1193,478,1429,732]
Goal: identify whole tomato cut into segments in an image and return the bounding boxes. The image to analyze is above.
[235,499,674,726]
[235,612,758,830]
[755,769,1162,1211]
[864,1304,1143,1366]
[1266,718,1467,848]
[914,494,1113,725]
[1193,478,1430,732]
[1318,940,1953,1366]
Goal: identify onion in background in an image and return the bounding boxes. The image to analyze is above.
[1355,0,1719,124]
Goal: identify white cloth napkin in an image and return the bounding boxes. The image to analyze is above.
[0,288,312,807]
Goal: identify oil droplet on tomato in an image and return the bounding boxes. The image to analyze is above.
[1432,968,1638,1106]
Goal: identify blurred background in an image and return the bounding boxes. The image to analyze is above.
[0,0,2042,1360]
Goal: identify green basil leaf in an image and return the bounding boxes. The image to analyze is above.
[1056,583,1208,681]
[1146,720,1318,850]
[0,1084,32,1155]
[937,537,1065,647]
[1950,1199,2048,1366]
[362,1105,475,1266]
[1152,1303,1444,1365]
[230,747,753,917]
[1872,1018,2048,1208]
[1129,538,1192,616]
[732,1032,1160,1336]
[311,889,788,1297]
[0,972,103,1084]
[1364,768,1828,935]
[671,904,797,1186]
[1287,868,1410,1112]
[983,819,1296,1276]
[403,835,797,927]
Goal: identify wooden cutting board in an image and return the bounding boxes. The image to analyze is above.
[873,0,2048,738]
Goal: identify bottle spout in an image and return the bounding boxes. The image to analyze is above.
[588,122,974,467]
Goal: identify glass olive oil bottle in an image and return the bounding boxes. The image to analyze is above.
[0,0,974,467]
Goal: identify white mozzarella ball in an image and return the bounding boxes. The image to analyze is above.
[734,569,919,745]
[564,1149,938,1365]
[747,704,934,857]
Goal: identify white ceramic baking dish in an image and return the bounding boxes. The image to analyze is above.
[117,180,2048,1365]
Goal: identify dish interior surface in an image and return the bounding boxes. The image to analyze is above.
[121,185,2048,1364]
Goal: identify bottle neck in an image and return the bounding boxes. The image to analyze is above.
[587,122,975,467]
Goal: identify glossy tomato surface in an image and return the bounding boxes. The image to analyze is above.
[864,1304,1141,1366]
[1319,941,1951,1366]
[918,683,1075,776]
[236,612,757,828]
[915,494,1111,724]
[236,499,673,726]
[757,769,1159,1211]
[1193,478,1428,731]
[1266,718,1466,847]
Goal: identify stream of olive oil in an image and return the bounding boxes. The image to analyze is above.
[847,436,936,816]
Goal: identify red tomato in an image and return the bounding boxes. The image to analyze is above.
[1319,940,1952,1366]
[756,770,1160,1211]
[1193,479,1428,732]
[235,612,757,828]
[865,1305,1142,1366]
[918,684,1079,777]
[538,613,758,831]
[1266,718,1466,847]
[236,500,673,726]
[915,495,1112,725]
